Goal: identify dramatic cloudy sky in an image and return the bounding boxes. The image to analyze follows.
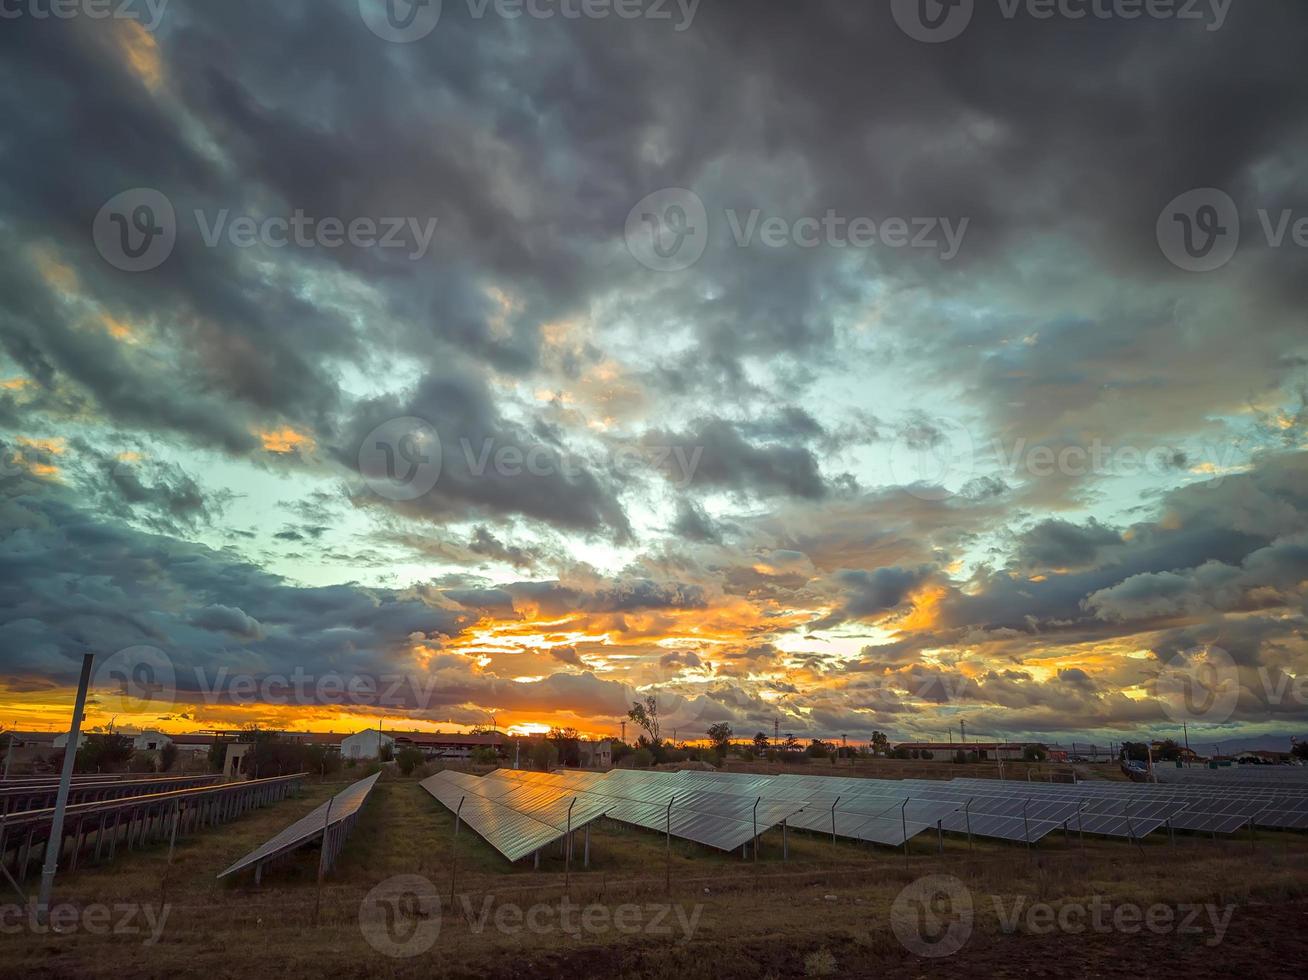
[2,0,1306,749]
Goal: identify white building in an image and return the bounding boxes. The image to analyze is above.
[52,731,89,750]
[340,728,395,759]
[132,730,172,752]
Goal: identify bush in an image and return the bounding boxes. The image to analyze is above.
[631,747,654,768]
[395,747,426,775]
[305,744,343,777]
[75,734,135,773]
[159,743,178,772]
[129,753,157,773]
[471,746,498,766]
[530,740,558,771]
[208,738,230,773]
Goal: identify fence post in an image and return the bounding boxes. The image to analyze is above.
[665,795,676,896]
[450,795,464,904]
[564,797,575,890]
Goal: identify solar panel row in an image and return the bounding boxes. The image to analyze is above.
[217,771,380,881]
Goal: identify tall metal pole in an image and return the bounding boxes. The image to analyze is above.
[37,652,94,924]
[3,730,13,781]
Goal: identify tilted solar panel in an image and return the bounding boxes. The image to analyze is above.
[216,771,380,879]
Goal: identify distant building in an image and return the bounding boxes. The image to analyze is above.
[894,741,1030,761]
[1234,749,1291,764]
[1,730,57,749]
[132,730,172,752]
[52,731,89,750]
[169,733,217,758]
[341,728,395,759]
[578,739,612,768]
[393,732,506,760]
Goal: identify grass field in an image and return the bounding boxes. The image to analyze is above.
[3,771,1306,979]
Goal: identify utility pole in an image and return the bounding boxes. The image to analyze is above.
[960,719,966,743]
[619,720,626,744]
[37,652,94,924]
[1182,721,1190,766]
[774,718,779,742]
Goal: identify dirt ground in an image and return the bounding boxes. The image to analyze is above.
[2,772,1305,979]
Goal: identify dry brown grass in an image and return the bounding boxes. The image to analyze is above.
[2,772,1305,979]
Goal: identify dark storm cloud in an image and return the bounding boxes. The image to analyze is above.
[2,0,1307,742]
[338,370,631,539]
[1013,518,1123,571]
[648,418,831,500]
[811,565,937,631]
[670,499,724,544]
[0,483,473,690]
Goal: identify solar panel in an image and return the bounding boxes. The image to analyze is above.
[1168,810,1253,834]
[217,771,379,879]
[424,779,566,862]
[418,769,612,858]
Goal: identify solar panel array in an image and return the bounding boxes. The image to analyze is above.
[423,766,1308,862]
[217,771,380,880]
[421,767,808,861]
[1,773,305,881]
